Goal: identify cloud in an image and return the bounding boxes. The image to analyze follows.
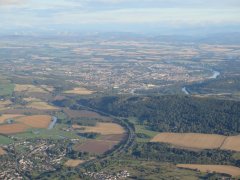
[0,0,27,6]
[0,0,240,34]
[52,8,240,25]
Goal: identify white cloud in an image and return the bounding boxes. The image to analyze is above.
[0,0,27,6]
[52,8,240,25]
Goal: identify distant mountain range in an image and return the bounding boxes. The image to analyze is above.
[1,32,240,44]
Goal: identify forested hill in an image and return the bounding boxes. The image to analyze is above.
[78,95,240,135]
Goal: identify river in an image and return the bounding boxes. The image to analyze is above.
[210,70,220,79]
[181,87,190,95]
[182,70,220,95]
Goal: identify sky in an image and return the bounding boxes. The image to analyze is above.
[0,0,240,35]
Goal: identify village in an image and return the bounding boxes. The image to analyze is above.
[0,139,68,179]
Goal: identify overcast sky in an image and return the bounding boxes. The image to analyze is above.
[0,0,240,35]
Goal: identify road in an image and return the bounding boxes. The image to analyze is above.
[48,116,57,130]
[77,104,136,169]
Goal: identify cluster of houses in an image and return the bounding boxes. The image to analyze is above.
[0,139,68,179]
[84,170,130,180]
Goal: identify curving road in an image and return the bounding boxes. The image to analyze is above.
[77,104,135,169]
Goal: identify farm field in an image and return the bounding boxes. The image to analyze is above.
[16,115,52,128]
[177,164,240,177]
[99,134,127,141]
[40,85,55,92]
[14,84,48,93]
[64,159,85,167]
[0,79,14,96]
[72,122,126,154]
[221,135,240,152]
[0,135,13,145]
[151,133,240,152]
[0,115,53,134]
[0,114,24,123]
[0,147,6,155]
[15,124,81,140]
[64,87,94,95]
[73,140,118,154]
[73,122,125,135]
[26,101,58,110]
[0,100,12,106]
[64,109,111,121]
[0,123,28,134]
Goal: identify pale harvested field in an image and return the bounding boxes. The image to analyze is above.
[151,133,226,150]
[177,164,240,177]
[73,123,125,135]
[64,159,85,167]
[0,147,6,155]
[64,87,94,95]
[0,100,12,110]
[0,123,28,134]
[0,114,24,123]
[23,97,41,102]
[15,84,47,93]
[40,85,55,92]
[0,100,12,106]
[151,133,240,152]
[16,115,52,128]
[27,101,58,110]
[221,135,240,152]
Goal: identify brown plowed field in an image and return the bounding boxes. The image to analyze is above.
[0,123,28,134]
[64,109,111,121]
[73,123,125,135]
[99,134,127,141]
[16,115,52,128]
[73,140,118,154]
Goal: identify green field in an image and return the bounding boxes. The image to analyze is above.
[0,135,13,145]
[0,78,14,97]
[15,124,81,140]
[128,117,158,142]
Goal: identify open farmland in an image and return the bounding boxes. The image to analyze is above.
[27,101,58,110]
[221,136,240,152]
[0,147,6,155]
[64,87,94,95]
[177,164,240,177]
[73,140,118,154]
[151,133,240,152]
[0,123,28,134]
[0,114,24,123]
[14,84,47,93]
[0,100,12,106]
[16,115,52,128]
[151,133,226,150]
[0,100,12,110]
[0,79,14,96]
[99,134,127,141]
[73,123,125,135]
[64,109,111,121]
[64,159,85,167]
